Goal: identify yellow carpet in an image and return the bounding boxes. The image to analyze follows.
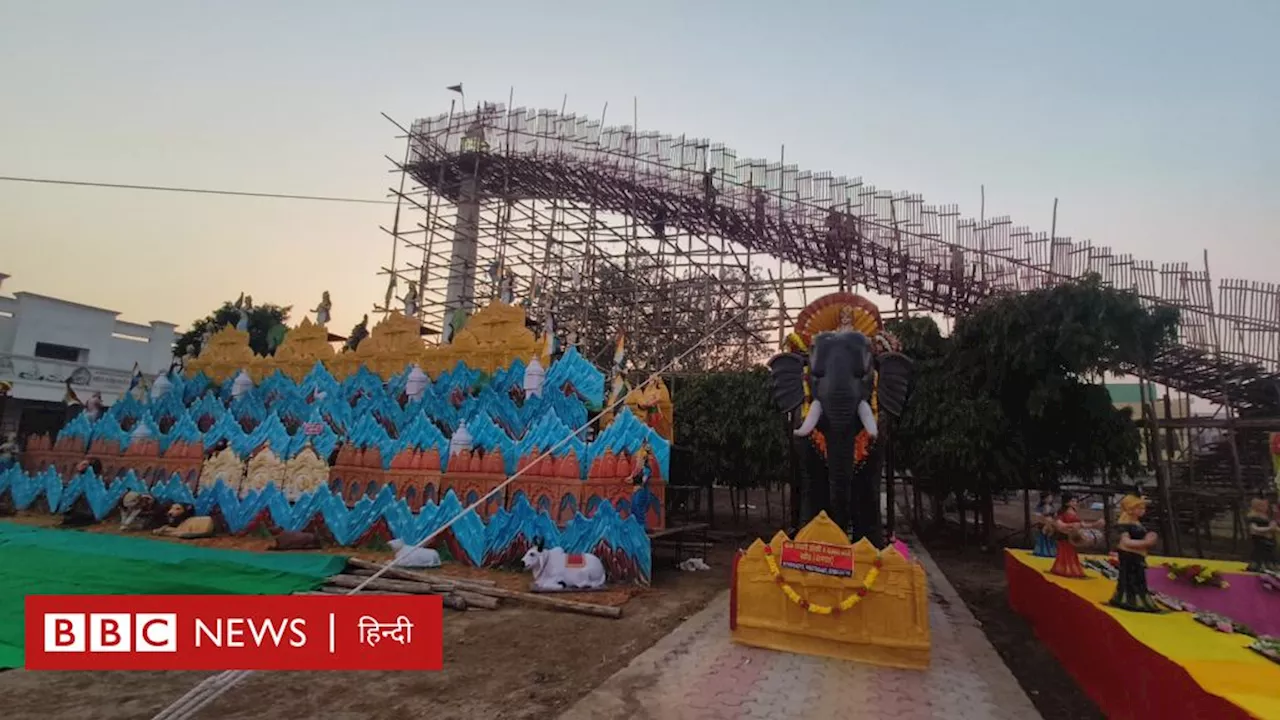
[1009,550,1280,719]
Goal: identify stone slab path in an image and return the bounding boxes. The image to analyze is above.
[560,542,1042,720]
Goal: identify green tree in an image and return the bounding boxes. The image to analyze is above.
[672,369,789,499]
[174,300,292,358]
[887,275,1178,544]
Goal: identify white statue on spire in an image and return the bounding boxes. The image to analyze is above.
[231,369,254,400]
[523,356,546,398]
[313,291,332,326]
[235,294,253,332]
[449,420,473,462]
[404,281,419,318]
[405,364,429,402]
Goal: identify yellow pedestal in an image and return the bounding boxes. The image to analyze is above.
[730,513,931,670]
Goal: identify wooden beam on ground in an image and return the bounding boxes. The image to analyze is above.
[346,557,497,586]
[342,559,622,619]
[298,586,469,611]
[324,574,484,611]
[340,568,500,609]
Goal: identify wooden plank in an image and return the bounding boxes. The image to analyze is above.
[341,564,622,619]
[324,575,475,611]
[345,556,624,617]
[340,569,501,610]
[346,557,497,586]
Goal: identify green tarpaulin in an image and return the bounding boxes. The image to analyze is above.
[0,522,347,668]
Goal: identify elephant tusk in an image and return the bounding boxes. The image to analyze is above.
[858,400,878,439]
[794,400,823,437]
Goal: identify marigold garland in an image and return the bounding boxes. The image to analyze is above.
[762,544,884,614]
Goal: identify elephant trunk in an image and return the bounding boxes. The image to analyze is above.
[824,425,856,532]
[821,385,860,431]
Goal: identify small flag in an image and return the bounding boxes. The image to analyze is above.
[128,363,149,399]
[63,379,81,406]
[446,83,463,94]
[303,422,324,436]
[612,333,627,370]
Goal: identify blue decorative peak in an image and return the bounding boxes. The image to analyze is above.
[590,406,670,479]
[546,347,606,408]
[57,413,96,444]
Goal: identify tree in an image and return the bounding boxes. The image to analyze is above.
[173,300,292,358]
[887,275,1179,545]
[671,369,789,519]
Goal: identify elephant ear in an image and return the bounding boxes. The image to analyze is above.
[766,352,807,413]
[876,352,914,418]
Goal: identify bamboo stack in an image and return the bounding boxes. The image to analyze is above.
[302,558,623,619]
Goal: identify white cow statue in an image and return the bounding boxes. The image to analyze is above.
[388,539,442,568]
[521,539,607,591]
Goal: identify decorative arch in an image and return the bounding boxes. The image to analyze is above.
[558,494,579,525]
[511,490,529,508]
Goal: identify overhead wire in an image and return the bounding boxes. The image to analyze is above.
[0,175,396,205]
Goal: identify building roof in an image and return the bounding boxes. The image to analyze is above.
[1106,383,1155,404]
[3,281,173,326]
[13,291,120,316]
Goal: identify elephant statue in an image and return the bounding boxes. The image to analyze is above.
[767,297,913,548]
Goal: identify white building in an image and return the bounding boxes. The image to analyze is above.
[0,272,177,437]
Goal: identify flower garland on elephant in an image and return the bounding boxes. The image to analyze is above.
[762,544,885,614]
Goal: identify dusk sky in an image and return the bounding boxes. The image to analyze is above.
[1,0,1276,337]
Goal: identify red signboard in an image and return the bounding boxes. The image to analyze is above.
[24,594,443,671]
[779,541,855,577]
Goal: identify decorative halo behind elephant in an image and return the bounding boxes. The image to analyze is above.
[766,293,913,547]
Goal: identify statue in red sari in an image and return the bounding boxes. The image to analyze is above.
[1049,493,1102,578]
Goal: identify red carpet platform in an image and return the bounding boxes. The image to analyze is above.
[1005,549,1279,720]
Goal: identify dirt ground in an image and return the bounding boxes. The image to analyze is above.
[0,517,736,720]
[3,502,1112,720]
[922,533,1104,720]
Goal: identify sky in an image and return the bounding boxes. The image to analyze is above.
[1,0,1277,340]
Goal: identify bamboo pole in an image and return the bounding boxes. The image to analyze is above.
[347,558,496,586]
[322,576,475,611]
[340,568,501,610]
[1139,378,1180,555]
[1200,249,1248,550]
[344,559,622,619]
[312,584,469,611]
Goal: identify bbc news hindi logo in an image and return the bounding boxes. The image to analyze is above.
[25,595,443,671]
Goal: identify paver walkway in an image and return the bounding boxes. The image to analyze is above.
[560,541,1042,720]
